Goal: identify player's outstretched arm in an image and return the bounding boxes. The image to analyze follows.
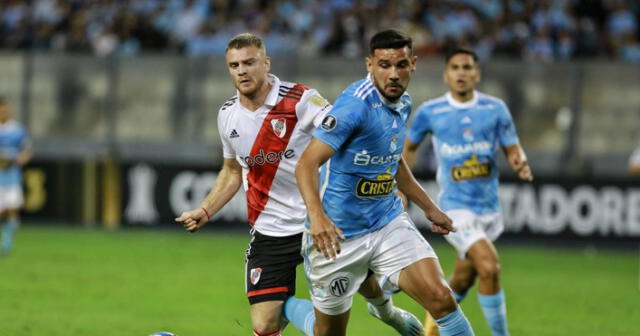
[175,158,242,232]
[402,139,421,168]
[396,156,454,234]
[295,138,344,260]
[503,144,533,181]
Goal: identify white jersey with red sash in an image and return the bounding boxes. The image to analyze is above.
[217,74,331,237]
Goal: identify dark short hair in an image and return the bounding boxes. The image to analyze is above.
[226,33,266,55]
[369,29,412,55]
[445,48,479,64]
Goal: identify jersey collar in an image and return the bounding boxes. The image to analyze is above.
[446,90,478,109]
[235,73,281,110]
[263,74,280,107]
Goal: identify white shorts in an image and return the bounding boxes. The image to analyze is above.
[302,212,437,315]
[0,185,23,212]
[444,209,503,259]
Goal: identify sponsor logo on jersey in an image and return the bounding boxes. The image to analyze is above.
[271,118,287,138]
[230,129,239,138]
[250,268,262,285]
[439,141,491,156]
[372,103,382,108]
[451,154,491,181]
[353,150,401,166]
[355,168,396,198]
[329,277,350,297]
[240,149,295,167]
[321,115,337,131]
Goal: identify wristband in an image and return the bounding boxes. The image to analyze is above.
[201,207,211,221]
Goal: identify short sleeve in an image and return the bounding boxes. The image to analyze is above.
[496,101,519,147]
[407,104,433,145]
[297,89,333,133]
[312,95,364,151]
[217,109,235,159]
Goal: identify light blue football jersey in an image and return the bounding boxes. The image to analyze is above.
[312,76,411,238]
[0,120,30,187]
[408,91,519,214]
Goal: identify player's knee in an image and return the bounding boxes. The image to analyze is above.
[252,316,281,335]
[424,283,457,318]
[476,259,501,280]
[451,272,476,290]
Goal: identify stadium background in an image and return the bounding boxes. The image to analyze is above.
[1,0,639,335]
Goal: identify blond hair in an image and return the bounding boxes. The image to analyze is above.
[226,33,266,55]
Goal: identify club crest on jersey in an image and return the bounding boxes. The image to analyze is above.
[463,128,474,142]
[270,118,287,138]
[250,268,262,285]
[389,136,399,152]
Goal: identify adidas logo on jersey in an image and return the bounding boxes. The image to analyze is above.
[230,129,239,138]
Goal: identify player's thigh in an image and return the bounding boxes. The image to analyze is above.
[466,238,500,275]
[444,209,488,258]
[245,230,303,308]
[314,308,350,336]
[249,300,284,330]
[368,212,438,294]
[302,231,370,316]
[398,258,455,318]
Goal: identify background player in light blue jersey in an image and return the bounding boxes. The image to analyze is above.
[296,30,475,336]
[404,49,533,336]
[0,97,33,255]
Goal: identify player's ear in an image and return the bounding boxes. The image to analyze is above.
[411,55,417,72]
[264,56,271,72]
[365,56,372,73]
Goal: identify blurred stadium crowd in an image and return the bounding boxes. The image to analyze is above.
[0,0,639,62]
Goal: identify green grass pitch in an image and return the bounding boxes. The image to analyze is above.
[1,225,638,335]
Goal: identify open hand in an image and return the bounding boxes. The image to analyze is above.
[310,215,345,260]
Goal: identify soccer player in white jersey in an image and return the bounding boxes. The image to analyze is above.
[404,49,533,336]
[0,97,33,256]
[296,29,475,336]
[175,33,423,336]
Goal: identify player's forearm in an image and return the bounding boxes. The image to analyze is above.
[200,167,242,216]
[295,158,325,220]
[403,140,419,168]
[504,144,526,169]
[396,159,438,213]
[16,149,33,166]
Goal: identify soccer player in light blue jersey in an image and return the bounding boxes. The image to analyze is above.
[404,49,533,336]
[0,97,32,256]
[296,30,475,336]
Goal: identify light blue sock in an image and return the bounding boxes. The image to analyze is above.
[452,289,467,303]
[435,307,475,336]
[1,218,18,254]
[284,296,315,336]
[477,290,509,336]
